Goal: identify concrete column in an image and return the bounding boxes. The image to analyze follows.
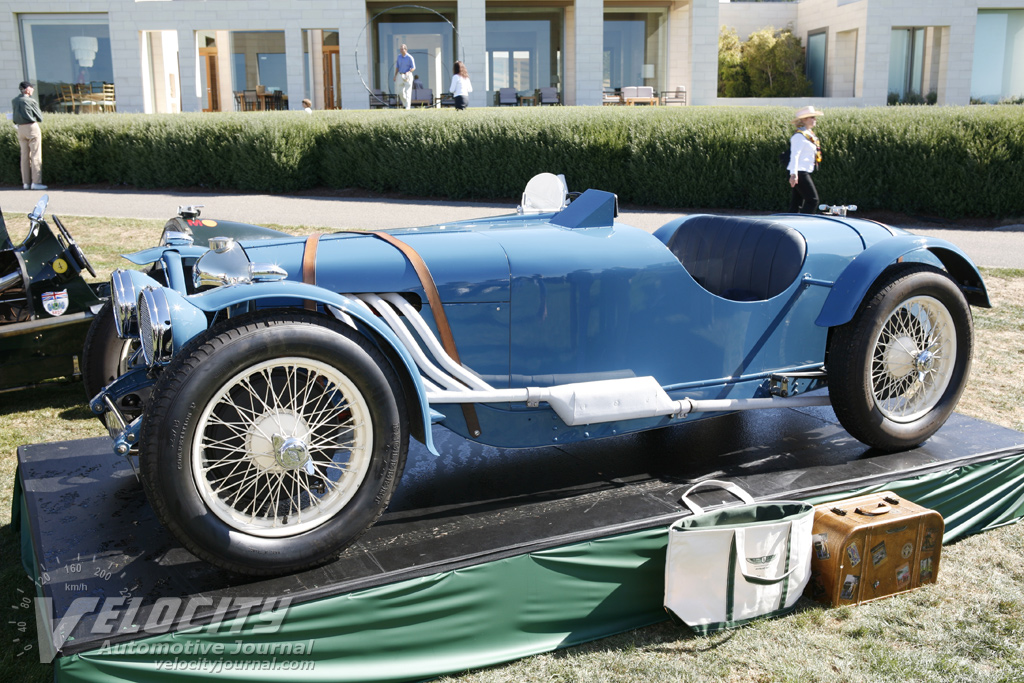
[285,26,304,110]
[310,30,326,109]
[666,1,691,98]
[573,0,603,106]
[340,6,370,109]
[178,27,200,112]
[215,30,234,112]
[939,19,976,105]
[858,8,891,106]
[108,9,145,113]
[457,0,487,108]
[688,0,718,106]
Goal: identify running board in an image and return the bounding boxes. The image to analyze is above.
[426,376,831,427]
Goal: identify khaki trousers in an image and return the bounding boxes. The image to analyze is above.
[398,72,414,109]
[17,122,42,186]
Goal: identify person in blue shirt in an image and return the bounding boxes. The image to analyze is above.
[393,44,416,109]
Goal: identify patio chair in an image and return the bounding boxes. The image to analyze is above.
[411,88,434,107]
[98,83,116,113]
[243,90,258,111]
[370,89,392,108]
[602,89,622,106]
[538,87,560,105]
[57,84,79,113]
[74,83,100,113]
[497,87,518,106]
[661,86,687,106]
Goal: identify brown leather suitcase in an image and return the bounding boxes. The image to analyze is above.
[804,491,943,606]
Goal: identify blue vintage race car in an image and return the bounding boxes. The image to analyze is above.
[88,174,988,575]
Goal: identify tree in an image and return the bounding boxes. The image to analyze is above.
[718,27,749,97]
[717,25,813,98]
[742,27,813,97]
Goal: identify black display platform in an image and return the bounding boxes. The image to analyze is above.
[16,404,1024,657]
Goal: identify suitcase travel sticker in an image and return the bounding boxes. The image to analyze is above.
[871,541,887,566]
[813,533,830,560]
[847,542,861,567]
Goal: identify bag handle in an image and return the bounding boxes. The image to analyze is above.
[732,524,798,585]
[680,479,754,516]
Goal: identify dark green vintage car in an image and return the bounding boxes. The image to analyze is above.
[0,195,108,392]
[0,197,297,394]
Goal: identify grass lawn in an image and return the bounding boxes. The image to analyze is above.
[1,213,1022,682]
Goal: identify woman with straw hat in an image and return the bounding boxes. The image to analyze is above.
[787,105,822,213]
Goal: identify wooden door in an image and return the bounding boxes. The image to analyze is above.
[199,47,220,112]
[322,46,340,109]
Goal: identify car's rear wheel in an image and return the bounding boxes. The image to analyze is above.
[138,310,408,575]
[828,264,973,452]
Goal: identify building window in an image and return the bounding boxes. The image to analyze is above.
[603,10,666,92]
[806,30,827,98]
[18,13,113,113]
[888,27,925,101]
[372,5,456,100]
[486,9,563,105]
[231,31,289,110]
[971,10,1024,103]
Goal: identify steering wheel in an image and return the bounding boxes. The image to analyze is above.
[52,215,97,278]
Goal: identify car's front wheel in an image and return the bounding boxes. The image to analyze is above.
[828,264,973,452]
[138,310,408,575]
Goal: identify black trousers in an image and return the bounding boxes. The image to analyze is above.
[789,171,819,214]
[454,95,468,110]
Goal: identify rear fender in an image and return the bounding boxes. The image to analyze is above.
[188,281,437,454]
[815,236,989,328]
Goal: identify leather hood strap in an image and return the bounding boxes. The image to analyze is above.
[301,231,482,438]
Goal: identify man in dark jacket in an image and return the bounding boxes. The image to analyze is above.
[12,81,47,190]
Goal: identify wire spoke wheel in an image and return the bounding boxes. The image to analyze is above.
[870,296,956,422]
[194,358,373,537]
[829,264,973,452]
[139,311,408,575]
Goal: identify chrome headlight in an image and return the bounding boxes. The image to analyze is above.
[192,237,287,289]
[110,269,139,338]
[193,237,250,289]
[138,287,173,366]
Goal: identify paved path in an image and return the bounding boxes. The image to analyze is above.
[3,187,1022,269]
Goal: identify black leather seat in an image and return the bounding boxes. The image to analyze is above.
[661,215,807,301]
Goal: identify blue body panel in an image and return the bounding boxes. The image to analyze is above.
[124,192,986,451]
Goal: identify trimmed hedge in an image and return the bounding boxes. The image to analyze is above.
[2,106,1022,218]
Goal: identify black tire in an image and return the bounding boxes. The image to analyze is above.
[138,310,408,575]
[81,301,139,401]
[828,264,973,452]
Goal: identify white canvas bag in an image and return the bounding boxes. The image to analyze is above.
[664,480,815,634]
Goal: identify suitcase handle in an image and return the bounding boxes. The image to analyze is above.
[854,503,892,516]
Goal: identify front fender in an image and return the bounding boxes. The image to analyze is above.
[815,236,989,328]
[188,281,437,454]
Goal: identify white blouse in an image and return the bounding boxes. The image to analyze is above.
[449,75,473,98]
[787,130,818,175]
